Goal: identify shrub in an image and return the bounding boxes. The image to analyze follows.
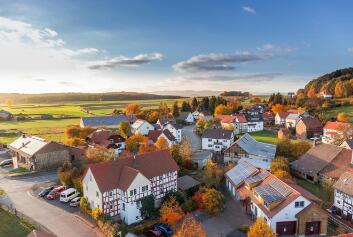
[80,197,91,215]
[92,208,103,220]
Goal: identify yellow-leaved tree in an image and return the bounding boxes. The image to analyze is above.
[160,196,184,228]
[248,217,276,237]
[174,215,206,237]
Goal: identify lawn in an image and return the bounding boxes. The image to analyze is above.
[0,209,33,237]
[325,105,353,122]
[295,178,326,202]
[247,130,278,144]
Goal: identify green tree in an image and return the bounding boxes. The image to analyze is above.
[140,195,157,219]
[172,101,180,117]
[191,97,199,111]
[181,101,192,112]
[117,121,131,139]
[159,102,169,117]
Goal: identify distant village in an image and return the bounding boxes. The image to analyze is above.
[1,89,353,237]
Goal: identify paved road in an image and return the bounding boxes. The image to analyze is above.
[182,125,201,152]
[0,169,102,237]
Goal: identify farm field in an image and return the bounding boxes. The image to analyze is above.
[325,105,353,122]
[0,209,33,237]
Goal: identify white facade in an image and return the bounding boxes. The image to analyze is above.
[202,135,234,152]
[83,169,103,210]
[285,115,300,128]
[334,189,353,220]
[132,120,154,135]
[192,110,200,120]
[275,114,286,125]
[185,113,195,123]
[158,132,176,147]
[163,123,182,142]
[246,121,263,133]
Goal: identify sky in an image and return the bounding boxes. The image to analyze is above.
[0,0,353,94]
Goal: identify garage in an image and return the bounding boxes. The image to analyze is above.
[276,221,296,235]
[305,221,320,235]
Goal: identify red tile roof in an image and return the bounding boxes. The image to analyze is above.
[217,114,247,123]
[147,130,162,142]
[324,121,351,130]
[87,149,179,192]
[276,112,290,119]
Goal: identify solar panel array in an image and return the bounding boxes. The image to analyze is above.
[226,160,258,186]
[254,184,284,204]
[245,171,268,185]
[269,179,293,197]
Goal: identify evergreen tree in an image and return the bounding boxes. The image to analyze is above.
[181,101,192,112]
[172,101,180,117]
[191,97,199,111]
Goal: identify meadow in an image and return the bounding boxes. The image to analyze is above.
[0,209,33,237]
[325,105,353,122]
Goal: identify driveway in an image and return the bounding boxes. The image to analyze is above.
[197,193,251,237]
[0,169,102,237]
[182,124,201,152]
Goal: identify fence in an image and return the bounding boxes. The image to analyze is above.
[0,203,57,237]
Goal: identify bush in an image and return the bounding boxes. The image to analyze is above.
[80,197,91,215]
[161,191,187,206]
[92,208,103,220]
[182,199,197,212]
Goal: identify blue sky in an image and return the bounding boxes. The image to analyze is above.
[0,0,352,94]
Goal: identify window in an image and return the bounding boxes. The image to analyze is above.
[109,191,113,197]
[122,203,125,211]
[295,201,304,208]
[337,200,341,204]
[89,175,92,182]
[130,190,133,196]
[134,189,137,195]
[96,191,99,197]
[208,139,212,142]
[137,201,141,208]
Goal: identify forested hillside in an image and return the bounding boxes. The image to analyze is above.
[304,67,353,97]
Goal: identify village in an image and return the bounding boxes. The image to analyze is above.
[1,88,353,237]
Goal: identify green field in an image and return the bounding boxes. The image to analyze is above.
[247,130,277,144]
[0,209,33,237]
[325,105,353,122]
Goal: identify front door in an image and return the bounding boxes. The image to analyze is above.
[305,221,320,235]
[276,221,296,235]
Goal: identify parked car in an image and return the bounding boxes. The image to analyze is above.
[69,197,81,207]
[46,186,66,200]
[60,188,79,203]
[38,186,54,197]
[0,159,13,167]
[143,229,163,237]
[154,224,173,237]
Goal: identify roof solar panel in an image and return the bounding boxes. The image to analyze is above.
[269,179,292,197]
[255,184,284,203]
[245,171,268,184]
[226,160,258,186]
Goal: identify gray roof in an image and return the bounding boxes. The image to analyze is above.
[81,115,128,127]
[225,160,258,187]
[235,133,276,160]
[177,175,200,191]
[9,135,48,156]
[202,128,233,140]
[192,151,212,161]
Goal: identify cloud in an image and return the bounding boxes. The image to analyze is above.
[88,53,163,70]
[242,6,256,14]
[59,81,74,86]
[182,73,282,82]
[348,48,353,53]
[173,52,270,73]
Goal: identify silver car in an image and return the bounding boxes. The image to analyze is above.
[69,197,81,207]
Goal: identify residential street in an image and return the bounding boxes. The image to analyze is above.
[0,169,102,237]
[182,124,201,151]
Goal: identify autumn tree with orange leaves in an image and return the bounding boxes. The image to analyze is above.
[247,217,276,237]
[174,215,206,237]
[125,103,141,115]
[271,104,285,114]
[160,197,184,227]
[155,136,169,150]
[307,88,316,98]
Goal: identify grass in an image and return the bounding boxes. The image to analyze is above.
[0,209,33,237]
[9,167,30,174]
[295,178,325,201]
[247,130,278,144]
[325,105,353,122]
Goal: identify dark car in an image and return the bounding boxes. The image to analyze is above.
[0,159,13,167]
[154,224,173,237]
[38,186,55,197]
[143,229,163,237]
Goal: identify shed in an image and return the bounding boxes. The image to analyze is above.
[192,150,212,169]
[177,175,200,191]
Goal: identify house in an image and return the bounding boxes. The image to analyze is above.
[131,119,154,135]
[156,117,176,127]
[321,90,333,99]
[287,92,296,98]
[278,128,291,139]
[0,109,13,121]
[218,114,262,134]
[80,115,129,129]
[191,110,200,120]
[263,112,275,123]
[163,122,182,142]
[225,160,327,236]
[8,135,70,171]
[295,116,323,140]
[333,171,353,223]
[291,142,353,183]
[275,112,290,125]
[341,139,353,150]
[322,121,353,145]
[201,128,234,152]
[147,130,176,147]
[86,129,126,155]
[286,109,309,117]
[244,113,263,133]
[285,113,300,128]
[177,112,194,124]
[223,133,276,170]
[82,150,179,225]
[192,151,212,169]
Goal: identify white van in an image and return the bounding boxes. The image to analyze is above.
[60,188,79,203]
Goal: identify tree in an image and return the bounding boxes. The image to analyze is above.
[80,197,92,214]
[170,144,183,166]
[307,88,316,98]
[247,217,276,237]
[140,195,157,219]
[271,104,285,114]
[172,101,180,117]
[125,103,141,115]
[155,136,169,150]
[160,196,184,227]
[147,111,159,123]
[227,99,242,113]
[202,188,224,215]
[161,191,187,206]
[85,145,116,162]
[125,133,146,153]
[273,170,292,179]
[203,160,224,187]
[191,97,199,111]
[179,138,192,161]
[270,157,290,173]
[290,140,311,158]
[117,121,131,139]
[159,102,169,117]
[334,81,345,98]
[276,138,292,157]
[181,101,192,112]
[91,208,103,220]
[139,136,156,154]
[64,126,96,146]
[337,112,349,123]
[174,215,206,237]
[214,104,231,116]
[200,97,209,111]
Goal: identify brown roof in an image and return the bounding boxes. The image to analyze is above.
[298,116,323,129]
[87,129,112,143]
[147,130,162,142]
[162,129,176,142]
[277,112,290,119]
[291,143,352,179]
[333,171,353,196]
[294,203,326,218]
[202,128,233,140]
[87,149,179,192]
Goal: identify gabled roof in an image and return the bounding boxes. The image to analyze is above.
[162,129,176,142]
[158,117,176,126]
[217,114,247,123]
[286,113,300,121]
[291,143,352,179]
[298,116,322,129]
[227,133,276,160]
[225,160,258,187]
[202,128,233,140]
[333,171,353,196]
[245,113,263,122]
[287,109,306,115]
[177,175,200,191]
[81,115,128,127]
[276,112,290,119]
[324,121,351,130]
[87,129,125,147]
[87,149,179,192]
[132,119,150,130]
[147,130,162,142]
[9,135,48,156]
[0,109,12,116]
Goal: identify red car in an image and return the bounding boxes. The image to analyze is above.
[46,186,66,200]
